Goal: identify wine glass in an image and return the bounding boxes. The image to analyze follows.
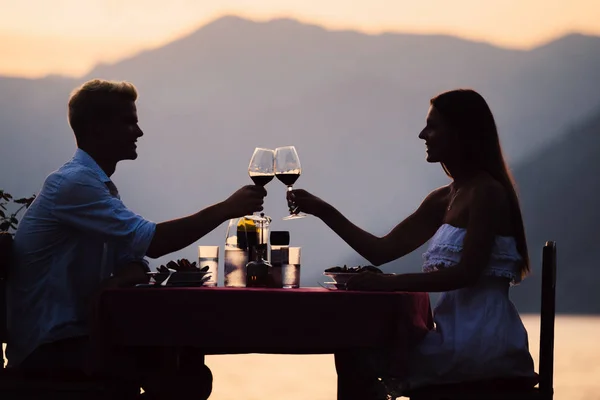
[248,147,275,187]
[274,146,306,220]
[248,147,275,220]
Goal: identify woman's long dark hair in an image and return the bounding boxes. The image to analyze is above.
[431,89,530,278]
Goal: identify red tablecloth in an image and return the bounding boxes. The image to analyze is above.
[91,287,433,376]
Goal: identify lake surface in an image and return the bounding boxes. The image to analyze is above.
[3,315,599,399]
[204,315,600,400]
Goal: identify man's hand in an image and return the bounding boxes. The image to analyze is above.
[106,261,149,288]
[223,185,267,218]
[88,262,149,334]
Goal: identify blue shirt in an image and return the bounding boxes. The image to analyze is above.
[6,149,156,366]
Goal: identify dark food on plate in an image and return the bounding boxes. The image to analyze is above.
[156,258,210,274]
[324,265,383,274]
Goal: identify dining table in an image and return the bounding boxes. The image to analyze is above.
[90,286,433,398]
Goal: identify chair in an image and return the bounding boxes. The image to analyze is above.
[0,232,135,399]
[1,232,11,365]
[404,241,557,400]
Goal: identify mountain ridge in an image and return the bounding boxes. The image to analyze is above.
[4,16,591,81]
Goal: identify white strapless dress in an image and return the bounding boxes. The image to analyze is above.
[405,224,536,389]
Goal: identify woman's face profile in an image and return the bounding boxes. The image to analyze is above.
[418,105,458,164]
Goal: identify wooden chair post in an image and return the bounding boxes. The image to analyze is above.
[538,241,556,400]
[0,232,13,368]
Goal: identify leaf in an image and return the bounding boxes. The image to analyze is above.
[0,210,5,219]
[10,216,18,224]
[14,198,29,204]
[0,204,5,210]
[4,193,12,200]
[0,222,10,231]
[10,223,17,230]
[25,195,36,207]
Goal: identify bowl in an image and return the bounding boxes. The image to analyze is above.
[323,271,395,287]
[323,281,347,290]
[152,271,210,284]
[322,272,357,285]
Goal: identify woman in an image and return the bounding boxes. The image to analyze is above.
[292,89,536,397]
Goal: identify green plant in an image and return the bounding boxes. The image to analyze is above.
[0,190,36,234]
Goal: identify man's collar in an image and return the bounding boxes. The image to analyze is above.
[73,149,111,183]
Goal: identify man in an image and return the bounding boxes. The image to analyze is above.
[6,79,266,398]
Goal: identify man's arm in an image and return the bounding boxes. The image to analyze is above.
[107,201,233,286]
[52,172,266,260]
[146,185,266,258]
[145,201,230,259]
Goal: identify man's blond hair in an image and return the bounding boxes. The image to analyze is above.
[68,79,138,137]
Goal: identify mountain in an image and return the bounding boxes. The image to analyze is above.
[511,108,600,313]
[82,19,600,161]
[1,16,600,312]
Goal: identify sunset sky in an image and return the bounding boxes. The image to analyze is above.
[1,0,599,78]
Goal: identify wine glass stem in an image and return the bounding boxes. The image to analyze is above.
[287,186,297,214]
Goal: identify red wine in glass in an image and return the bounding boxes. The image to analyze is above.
[275,173,299,186]
[251,174,274,187]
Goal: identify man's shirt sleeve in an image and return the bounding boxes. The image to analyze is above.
[49,170,156,259]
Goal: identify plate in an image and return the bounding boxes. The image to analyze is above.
[162,282,208,287]
[323,272,396,285]
[319,281,347,290]
[325,281,347,290]
[134,282,208,288]
[322,272,357,284]
[153,271,210,284]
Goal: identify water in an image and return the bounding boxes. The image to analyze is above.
[203,315,600,400]
[3,316,599,400]
[198,257,218,287]
[223,248,247,287]
[282,264,301,288]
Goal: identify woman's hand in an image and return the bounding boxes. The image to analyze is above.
[346,271,396,291]
[289,189,330,218]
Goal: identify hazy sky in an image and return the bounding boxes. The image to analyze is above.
[1,0,598,78]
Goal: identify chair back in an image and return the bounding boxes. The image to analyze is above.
[538,241,556,399]
[0,232,13,367]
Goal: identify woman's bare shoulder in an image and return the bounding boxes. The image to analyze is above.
[419,185,453,213]
[427,184,453,200]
